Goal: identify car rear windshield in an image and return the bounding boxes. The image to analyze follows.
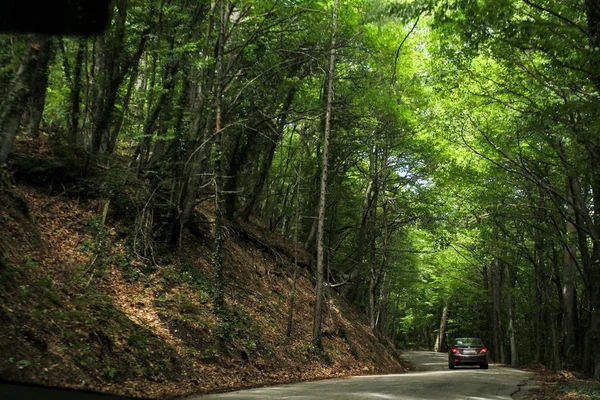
[453,338,484,346]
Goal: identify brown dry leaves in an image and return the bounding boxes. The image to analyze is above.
[1,183,408,399]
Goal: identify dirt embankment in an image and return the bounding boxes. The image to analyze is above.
[0,144,407,398]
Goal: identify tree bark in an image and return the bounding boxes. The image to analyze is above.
[491,232,504,363]
[504,263,519,367]
[434,302,449,352]
[167,1,217,245]
[108,30,148,154]
[286,169,302,337]
[563,179,579,369]
[90,0,129,154]
[240,88,296,222]
[138,38,179,169]
[69,40,85,144]
[211,0,227,316]
[27,39,54,138]
[582,0,600,378]
[0,37,51,163]
[342,179,374,301]
[313,0,338,349]
[533,188,547,364]
[368,148,379,331]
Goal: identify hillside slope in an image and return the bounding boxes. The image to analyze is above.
[0,144,407,398]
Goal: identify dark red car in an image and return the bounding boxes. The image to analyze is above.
[448,337,489,369]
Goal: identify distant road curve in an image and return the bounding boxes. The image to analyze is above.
[190,350,532,400]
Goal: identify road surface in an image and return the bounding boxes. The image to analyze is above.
[188,350,532,400]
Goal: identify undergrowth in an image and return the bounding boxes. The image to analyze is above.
[558,381,600,400]
[0,142,407,398]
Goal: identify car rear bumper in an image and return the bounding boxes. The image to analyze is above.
[449,354,488,364]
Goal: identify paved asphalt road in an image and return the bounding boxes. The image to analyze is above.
[189,350,532,400]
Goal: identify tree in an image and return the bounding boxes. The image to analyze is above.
[313,0,338,350]
[0,36,51,163]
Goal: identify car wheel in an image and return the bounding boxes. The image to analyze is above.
[480,363,488,369]
[449,362,455,369]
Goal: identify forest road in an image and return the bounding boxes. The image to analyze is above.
[185,350,532,400]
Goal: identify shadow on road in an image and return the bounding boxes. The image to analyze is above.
[193,351,532,399]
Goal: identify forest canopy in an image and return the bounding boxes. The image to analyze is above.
[1,0,599,381]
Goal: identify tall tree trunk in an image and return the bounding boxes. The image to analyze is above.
[223,127,259,220]
[563,179,579,369]
[211,0,227,316]
[491,231,504,363]
[168,1,217,245]
[564,164,599,377]
[533,189,547,364]
[368,149,379,331]
[108,30,148,154]
[582,0,600,377]
[376,275,389,333]
[551,243,565,370]
[90,0,129,154]
[0,37,51,163]
[588,170,600,379]
[390,295,400,343]
[240,88,296,222]
[589,234,600,379]
[434,302,449,352]
[342,180,374,301]
[313,0,338,349]
[27,39,54,138]
[138,39,180,169]
[286,168,302,337]
[69,40,85,144]
[504,263,518,367]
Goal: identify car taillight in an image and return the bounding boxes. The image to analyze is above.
[479,348,487,353]
[451,347,459,353]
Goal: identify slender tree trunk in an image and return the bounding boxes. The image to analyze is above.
[533,189,547,364]
[69,40,85,144]
[565,165,600,377]
[341,180,374,301]
[562,179,578,369]
[108,30,148,154]
[374,144,391,333]
[589,172,600,379]
[491,233,504,363]
[551,314,562,369]
[138,42,180,169]
[434,302,449,352]
[368,147,380,331]
[313,0,338,349]
[391,295,400,343]
[0,37,51,163]
[286,168,302,337]
[27,39,54,138]
[223,127,260,220]
[504,263,518,367]
[90,0,129,154]
[211,0,227,316]
[241,88,296,222]
[167,1,217,245]
[376,276,389,333]
[551,243,565,370]
[590,267,600,379]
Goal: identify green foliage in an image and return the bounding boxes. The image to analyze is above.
[103,366,119,381]
[0,258,18,291]
[199,345,218,361]
[9,357,32,370]
[558,381,600,400]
